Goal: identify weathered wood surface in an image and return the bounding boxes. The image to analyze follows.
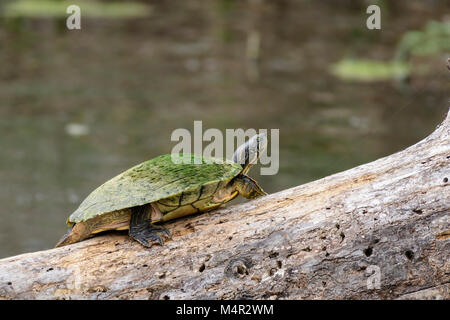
[0,109,449,300]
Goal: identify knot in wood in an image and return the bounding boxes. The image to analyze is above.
[225,256,253,279]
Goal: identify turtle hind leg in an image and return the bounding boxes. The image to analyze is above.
[55,222,91,247]
[129,204,171,247]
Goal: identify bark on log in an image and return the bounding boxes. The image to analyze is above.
[0,109,449,300]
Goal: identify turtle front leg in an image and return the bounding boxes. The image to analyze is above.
[233,174,267,199]
[129,204,171,247]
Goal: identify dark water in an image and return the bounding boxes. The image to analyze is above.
[0,0,449,258]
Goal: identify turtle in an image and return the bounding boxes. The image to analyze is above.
[55,133,267,248]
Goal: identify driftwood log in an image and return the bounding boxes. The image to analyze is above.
[0,109,449,300]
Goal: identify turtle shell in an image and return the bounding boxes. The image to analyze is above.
[68,154,242,224]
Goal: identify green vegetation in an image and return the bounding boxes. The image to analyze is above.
[3,0,151,18]
[395,20,450,60]
[331,20,449,82]
[330,59,410,81]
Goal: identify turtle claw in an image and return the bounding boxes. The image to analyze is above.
[148,225,172,245]
[131,225,171,248]
[129,205,171,247]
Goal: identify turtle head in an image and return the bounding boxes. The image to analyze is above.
[232,133,267,174]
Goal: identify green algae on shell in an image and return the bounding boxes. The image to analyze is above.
[68,154,242,224]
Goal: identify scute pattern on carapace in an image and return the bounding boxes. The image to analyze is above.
[68,154,242,224]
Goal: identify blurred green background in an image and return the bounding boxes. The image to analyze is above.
[0,0,449,258]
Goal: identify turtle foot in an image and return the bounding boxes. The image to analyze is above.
[130,224,171,247]
[129,204,171,247]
